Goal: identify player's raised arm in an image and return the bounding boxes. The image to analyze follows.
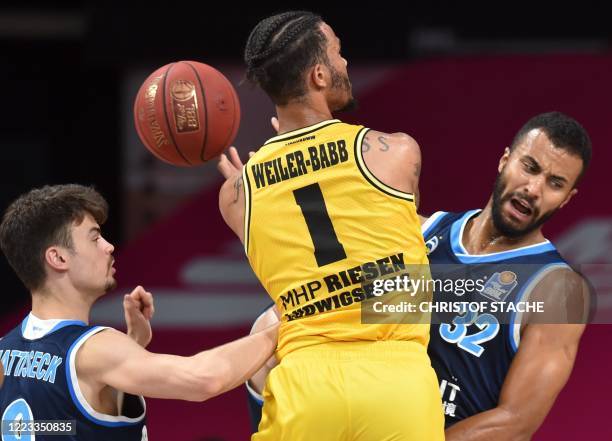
[78,321,279,402]
[217,115,280,242]
[445,270,587,441]
[218,146,256,243]
[123,285,155,348]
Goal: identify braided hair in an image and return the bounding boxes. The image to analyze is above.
[244,11,328,105]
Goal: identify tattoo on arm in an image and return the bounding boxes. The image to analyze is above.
[378,136,390,151]
[362,138,371,153]
[233,177,243,204]
[362,134,393,153]
[414,162,421,178]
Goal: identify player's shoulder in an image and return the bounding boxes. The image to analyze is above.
[365,129,420,155]
[76,327,125,358]
[534,265,585,294]
[359,129,421,195]
[421,210,464,237]
[76,327,137,374]
[83,327,127,346]
[527,265,589,323]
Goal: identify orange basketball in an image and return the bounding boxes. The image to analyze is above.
[134,61,240,166]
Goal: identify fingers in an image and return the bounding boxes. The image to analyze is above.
[140,290,155,320]
[125,286,155,319]
[129,285,146,296]
[217,153,237,179]
[124,294,135,311]
[217,148,246,178]
[123,294,137,324]
[228,146,244,169]
[249,151,255,158]
[127,285,145,305]
[270,116,280,133]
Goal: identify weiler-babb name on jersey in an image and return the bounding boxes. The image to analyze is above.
[252,139,348,189]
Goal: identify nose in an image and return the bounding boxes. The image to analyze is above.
[523,175,544,201]
[101,237,114,254]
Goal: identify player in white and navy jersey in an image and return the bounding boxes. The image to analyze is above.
[0,184,278,441]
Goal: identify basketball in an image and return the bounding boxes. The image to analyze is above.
[134,61,240,166]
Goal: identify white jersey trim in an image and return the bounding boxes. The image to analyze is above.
[510,263,571,351]
[66,326,147,426]
[421,211,448,237]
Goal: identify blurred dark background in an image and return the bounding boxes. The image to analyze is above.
[1,3,610,314]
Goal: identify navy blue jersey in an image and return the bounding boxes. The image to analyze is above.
[0,314,147,441]
[423,210,569,427]
[245,302,274,434]
[246,379,264,433]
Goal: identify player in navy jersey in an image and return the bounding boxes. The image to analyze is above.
[245,111,592,440]
[0,184,278,441]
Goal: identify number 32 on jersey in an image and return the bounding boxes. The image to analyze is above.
[439,310,500,357]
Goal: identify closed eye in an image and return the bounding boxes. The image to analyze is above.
[521,155,541,174]
[550,178,566,189]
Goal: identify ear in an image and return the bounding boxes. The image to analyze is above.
[498,147,511,173]
[45,246,70,272]
[559,188,578,209]
[309,63,328,90]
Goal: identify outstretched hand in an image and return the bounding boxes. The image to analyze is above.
[124,285,155,348]
[217,146,252,180]
[217,116,279,180]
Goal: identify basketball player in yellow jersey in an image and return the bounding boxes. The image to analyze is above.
[217,11,444,441]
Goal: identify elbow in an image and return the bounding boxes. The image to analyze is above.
[192,360,232,402]
[496,405,537,441]
[190,377,222,403]
[193,381,223,403]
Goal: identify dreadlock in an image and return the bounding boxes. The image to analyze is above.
[244,11,328,105]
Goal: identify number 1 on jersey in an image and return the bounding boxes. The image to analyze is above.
[293,183,347,267]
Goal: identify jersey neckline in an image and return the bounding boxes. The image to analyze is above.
[450,209,556,263]
[21,313,87,340]
[263,119,341,145]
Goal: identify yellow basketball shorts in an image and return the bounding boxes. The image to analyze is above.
[252,340,444,441]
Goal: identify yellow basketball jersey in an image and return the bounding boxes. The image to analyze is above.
[243,119,430,359]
